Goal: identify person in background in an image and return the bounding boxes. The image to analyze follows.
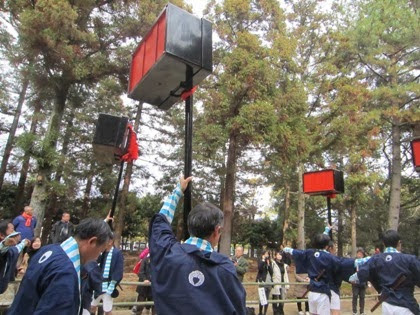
[256,250,273,315]
[131,252,155,315]
[148,176,246,315]
[18,236,42,274]
[12,206,36,241]
[8,218,112,315]
[350,230,420,315]
[295,271,310,315]
[81,261,102,315]
[50,212,74,244]
[91,234,124,315]
[271,251,289,315]
[233,246,249,282]
[352,248,367,315]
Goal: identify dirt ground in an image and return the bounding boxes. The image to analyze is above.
[112,253,396,314]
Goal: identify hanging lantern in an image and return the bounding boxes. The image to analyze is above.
[411,137,420,173]
[303,169,344,196]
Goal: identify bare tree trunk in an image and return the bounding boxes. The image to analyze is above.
[350,204,357,257]
[388,120,401,230]
[0,79,29,190]
[31,84,69,238]
[81,162,94,219]
[114,103,143,248]
[15,97,42,215]
[297,163,305,249]
[337,208,343,256]
[219,131,238,256]
[282,183,290,246]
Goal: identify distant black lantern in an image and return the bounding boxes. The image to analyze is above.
[411,137,420,173]
[128,3,212,110]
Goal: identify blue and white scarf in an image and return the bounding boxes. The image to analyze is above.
[61,237,81,312]
[102,246,114,292]
[185,237,213,253]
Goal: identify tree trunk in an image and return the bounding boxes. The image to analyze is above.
[31,84,69,238]
[282,183,290,246]
[0,79,29,190]
[41,110,75,244]
[297,163,305,249]
[81,162,94,219]
[388,120,401,230]
[114,103,143,248]
[15,96,42,215]
[350,204,357,257]
[337,208,343,257]
[219,131,238,256]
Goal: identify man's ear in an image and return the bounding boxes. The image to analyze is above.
[87,236,98,246]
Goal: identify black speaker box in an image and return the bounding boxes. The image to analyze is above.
[93,114,129,164]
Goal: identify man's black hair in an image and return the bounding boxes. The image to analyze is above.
[381,229,400,248]
[74,218,112,245]
[187,202,223,239]
[314,233,331,249]
[0,220,11,237]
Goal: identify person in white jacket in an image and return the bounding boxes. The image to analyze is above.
[271,251,290,315]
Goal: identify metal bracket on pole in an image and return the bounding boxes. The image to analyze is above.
[183,65,194,240]
[327,196,332,240]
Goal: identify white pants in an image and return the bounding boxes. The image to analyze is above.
[382,302,414,315]
[308,291,330,315]
[330,290,340,310]
[91,293,113,312]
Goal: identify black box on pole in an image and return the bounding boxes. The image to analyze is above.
[93,114,129,164]
[128,3,212,110]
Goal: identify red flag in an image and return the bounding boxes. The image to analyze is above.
[180,86,197,101]
[121,124,139,162]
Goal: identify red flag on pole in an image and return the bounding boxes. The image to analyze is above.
[121,124,139,162]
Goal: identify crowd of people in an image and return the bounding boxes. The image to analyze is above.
[0,176,419,315]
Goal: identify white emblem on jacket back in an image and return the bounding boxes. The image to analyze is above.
[188,270,205,287]
[38,251,53,263]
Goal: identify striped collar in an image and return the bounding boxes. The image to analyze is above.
[185,237,213,253]
[60,237,81,310]
[384,247,399,253]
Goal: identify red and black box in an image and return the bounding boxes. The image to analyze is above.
[303,169,344,196]
[128,4,212,110]
[411,137,420,172]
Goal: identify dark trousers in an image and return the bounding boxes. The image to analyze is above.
[352,284,366,314]
[297,296,309,312]
[134,287,155,315]
[272,294,284,315]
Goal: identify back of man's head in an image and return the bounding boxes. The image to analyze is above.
[0,220,10,238]
[314,233,331,249]
[381,229,400,248]
[74,218,112,246]
[187,202,223,239]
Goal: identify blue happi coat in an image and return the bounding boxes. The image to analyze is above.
[81,261,102,310]
[149,213,247,315]
[95,246,124,297]
[357,252,420,315]
[292,249,355,296]
[7,244,80,315]
[0,246,20,294]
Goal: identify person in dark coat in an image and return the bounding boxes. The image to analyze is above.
[8,218,112,315]
[256,250,273,315]
[91,235,124,315]
[149,176,247,315]
[352,248,367,315]
[350,230,420,315]
[50,212,74,244]
[81,261,102,315]
[132,254,155,315]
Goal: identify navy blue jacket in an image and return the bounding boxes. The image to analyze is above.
[292,249,355,296]
[0,246,20,294]
[12,215,36,240]
[97,246,124,283]
[149,213,247,315]
[8,244,80,315]
[357,252,420,315]
[81,261,102,311]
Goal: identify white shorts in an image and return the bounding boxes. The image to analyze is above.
[91,293,113,312]
[382,302,414,315]
[330,290,340,310]
[308,291,330,315]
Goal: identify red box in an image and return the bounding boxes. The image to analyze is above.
[128,4,212,110]
[303,169,344,196]
[411,138,420,172]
